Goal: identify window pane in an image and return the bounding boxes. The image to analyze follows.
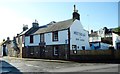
[54,46,58,55]
[72,45,77,50]
[40,34,44,42]
[30,35,33,43]
[53,31,58,41]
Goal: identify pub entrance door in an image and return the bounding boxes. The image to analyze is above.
[40,46,45,58]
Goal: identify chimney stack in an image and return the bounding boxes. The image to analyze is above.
[23,24,28,31]
[91,30,93,34]
[72,5,80,21]
[32,19,39,28]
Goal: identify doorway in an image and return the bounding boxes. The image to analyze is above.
[40,46,45,58]
[3,44,7,56]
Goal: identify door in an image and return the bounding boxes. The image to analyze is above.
[40,46,45,58]
[3,44,7,56]
[53,46,59,59]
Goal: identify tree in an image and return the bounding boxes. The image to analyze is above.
[113,27,120,33]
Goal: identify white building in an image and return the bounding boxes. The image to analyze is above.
[24,5,90,59]
[89,28,113,50]
[112,32,120,49]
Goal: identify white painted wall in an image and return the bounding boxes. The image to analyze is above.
[25,20,90,50]
[25,30,68,46]
[45,30,68,45]
[112,33,120,49]
[25,35,40,46]
[70,20,90,50]
[89,37,101,42]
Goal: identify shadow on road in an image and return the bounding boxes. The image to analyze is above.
[1,60,22,74]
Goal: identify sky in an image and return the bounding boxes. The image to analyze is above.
[0,0,119,42]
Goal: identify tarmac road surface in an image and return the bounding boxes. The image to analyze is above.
[0,57,119,73]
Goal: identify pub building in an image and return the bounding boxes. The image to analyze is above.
[23,5,90,60]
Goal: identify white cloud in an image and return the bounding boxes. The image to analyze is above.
[0,7,32,42]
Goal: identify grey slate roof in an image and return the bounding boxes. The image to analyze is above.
[34,19,74,35]
[19,29,29,36]
[25,27,40,36]
[89,32,98,37]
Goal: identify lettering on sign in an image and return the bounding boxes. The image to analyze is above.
[74,31,85,37]
[80,39,84,41]
[74,31,85,41]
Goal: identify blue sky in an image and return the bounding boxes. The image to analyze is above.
[0,1,119,41]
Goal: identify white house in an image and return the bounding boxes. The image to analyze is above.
[89,28,113,50]
[112,32,120,49]
[24,5,90,59]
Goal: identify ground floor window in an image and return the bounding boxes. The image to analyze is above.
[53,46,59,56]
[72,45,77,54]
[117,43,120,49]
[82,46,85,50]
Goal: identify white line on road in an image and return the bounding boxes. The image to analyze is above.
[25,64,39,68]
[26,64,33,67]
[33,65,40,68]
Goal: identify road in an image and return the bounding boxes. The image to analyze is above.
[85,66,118,72]
[0,57,119,73]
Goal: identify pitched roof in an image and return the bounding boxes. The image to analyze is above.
[0,40,12,46]
[25,27,39,36]
[34,19,74,35]
[19,29,29,36]
[89,32,98,37]
[0,41,6,46]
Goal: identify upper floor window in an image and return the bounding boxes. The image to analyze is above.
[30,35,33,43]
[52,31,58,41]
[40,33,44,42]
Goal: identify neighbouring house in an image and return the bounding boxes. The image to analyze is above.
[0,25,29,57]
[0,39,6,56]
[89,27,113,50]
[22,20,42,58]
[24,5,90,60]
[0,38,15,57]
[15,24,29,57]
[112,32,120,49]
[97,27,113,38]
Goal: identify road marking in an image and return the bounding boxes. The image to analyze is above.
[33,65,39,68]
[26,64,33,67]
[26,64,39,68]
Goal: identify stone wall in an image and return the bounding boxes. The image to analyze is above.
[22,44,69,60]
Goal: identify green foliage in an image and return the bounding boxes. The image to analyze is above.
[113,27,120,32]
